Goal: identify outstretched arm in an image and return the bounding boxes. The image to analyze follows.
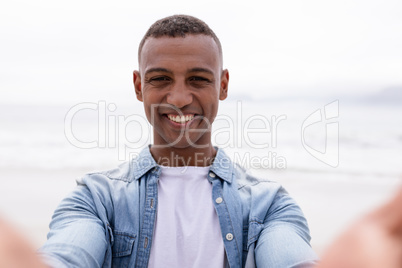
[38,184,110,267]
[254,187,318,267]
[0,180,111,268]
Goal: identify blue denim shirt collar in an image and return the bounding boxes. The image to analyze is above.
[210,147,233,183]
[131,146,233,183]
[130,146,158,181]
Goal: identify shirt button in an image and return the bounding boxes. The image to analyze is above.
[215,197,223,204]
[209,172,216,178]
[226,233,234,241]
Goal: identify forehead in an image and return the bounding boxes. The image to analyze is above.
[139,35,221,73]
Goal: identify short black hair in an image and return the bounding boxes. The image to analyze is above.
[138,15,223,64]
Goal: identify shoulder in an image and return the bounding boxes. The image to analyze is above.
[69,150,155,221]
[230,163,302,223]
[231,165,310,240]
[81,160,134,183]
[233,163,283,196]
[74,161,135,197]
[77,147,157,187]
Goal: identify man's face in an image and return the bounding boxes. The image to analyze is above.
[133,35,229,149]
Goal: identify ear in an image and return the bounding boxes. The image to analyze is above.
[219,69,229,100]
[133,70,143,102]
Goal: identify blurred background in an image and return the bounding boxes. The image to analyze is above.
[1,0,401,253]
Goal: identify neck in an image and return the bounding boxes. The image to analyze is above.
[150,145,216,167]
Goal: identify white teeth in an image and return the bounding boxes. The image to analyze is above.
[168,114,194,123]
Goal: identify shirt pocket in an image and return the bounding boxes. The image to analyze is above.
[111,231,136,268]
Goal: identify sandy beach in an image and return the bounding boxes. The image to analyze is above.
[1,167,400,255]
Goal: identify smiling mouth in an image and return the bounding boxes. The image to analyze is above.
[167,114,195,124]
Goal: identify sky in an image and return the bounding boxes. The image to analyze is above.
[1,0,401,104]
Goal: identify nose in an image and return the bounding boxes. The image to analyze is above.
[166,81,193,108]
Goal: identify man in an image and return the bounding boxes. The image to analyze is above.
[37,15,317,267]
[4,15,317,267]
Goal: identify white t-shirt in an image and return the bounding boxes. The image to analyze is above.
[148,166,225,268]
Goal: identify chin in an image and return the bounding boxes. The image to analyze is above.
[162,137,208,150]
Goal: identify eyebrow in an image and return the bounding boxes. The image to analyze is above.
[188,68,214,76]
[144,68,173,76]
[144,67,215,76]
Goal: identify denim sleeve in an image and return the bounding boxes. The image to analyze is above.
[38,184,109,268]
[254,187,318,268]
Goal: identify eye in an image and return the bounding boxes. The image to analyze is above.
[188,76,212,88]
[189,76,209,82]
[147,76,171,86]
[151,76,170,81]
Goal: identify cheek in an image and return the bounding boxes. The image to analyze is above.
[141,96,158,124]
[143,103,152,121]
[204,101,219,122]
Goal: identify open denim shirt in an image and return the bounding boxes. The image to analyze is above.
[39,147,318,267]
